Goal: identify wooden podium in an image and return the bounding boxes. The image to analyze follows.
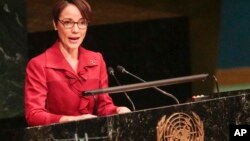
[1,88,249,140]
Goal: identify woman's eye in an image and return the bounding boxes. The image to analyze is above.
[79,22,86,25]
[64,21,72,25]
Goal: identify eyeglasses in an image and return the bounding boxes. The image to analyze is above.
[58,18,88,29]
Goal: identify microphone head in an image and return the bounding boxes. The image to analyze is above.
[108,67,115,75]
[116,65,126,73]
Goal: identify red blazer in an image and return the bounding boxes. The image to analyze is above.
[25,41,117,126]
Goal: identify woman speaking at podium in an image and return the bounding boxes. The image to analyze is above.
[24,0,130,126]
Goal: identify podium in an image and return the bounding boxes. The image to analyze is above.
[1,88,249,140]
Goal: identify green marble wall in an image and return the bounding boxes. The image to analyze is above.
[0,0,27,119]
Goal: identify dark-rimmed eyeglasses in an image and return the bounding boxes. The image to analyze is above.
[58,18,88,29]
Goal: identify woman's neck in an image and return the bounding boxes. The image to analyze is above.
[59,43,79,72]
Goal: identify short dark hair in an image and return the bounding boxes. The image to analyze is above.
[52,0,92,22]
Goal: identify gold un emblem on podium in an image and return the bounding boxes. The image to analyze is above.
[156,112,204,141]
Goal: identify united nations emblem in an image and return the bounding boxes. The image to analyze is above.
[156,112,204,141]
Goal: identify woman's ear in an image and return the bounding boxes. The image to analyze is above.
[53,20,57,30]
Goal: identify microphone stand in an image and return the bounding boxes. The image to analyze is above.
[83,74,209,103]
[117,65,180,104]
[108,67,136,111]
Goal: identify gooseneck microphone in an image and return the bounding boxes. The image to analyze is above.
[108,67,136,111]
[116,65,180,104]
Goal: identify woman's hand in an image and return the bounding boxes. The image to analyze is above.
[116,106,131,114]
[60,114,97,123]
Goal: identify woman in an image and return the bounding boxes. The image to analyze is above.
[25,0,130,126]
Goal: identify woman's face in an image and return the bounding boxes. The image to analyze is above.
[54,4,87,51]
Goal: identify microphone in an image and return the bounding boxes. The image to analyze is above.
[108,67,136,111]
[116,65,180,104]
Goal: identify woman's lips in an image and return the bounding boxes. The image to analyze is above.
[68,37,79,43]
